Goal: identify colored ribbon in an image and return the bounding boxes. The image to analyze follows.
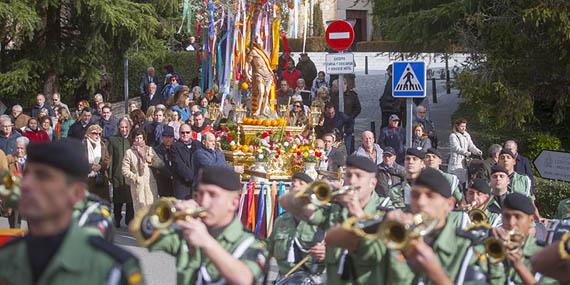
[246,182,256,231]
[277,181,286,215]
[255,182,266,236]
[238,183,247,220]
[281,31,290,70]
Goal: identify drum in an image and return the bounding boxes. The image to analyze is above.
[538,219,570,245]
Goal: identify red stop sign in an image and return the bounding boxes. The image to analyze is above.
[325,20,355,51]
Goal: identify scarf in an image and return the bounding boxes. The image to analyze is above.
[132,142,147,175]
[86,137,102,177]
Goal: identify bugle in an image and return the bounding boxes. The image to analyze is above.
[484,229,525,263]
[129,198,207,247]
[294,181,355,206]
[342,212,438,250]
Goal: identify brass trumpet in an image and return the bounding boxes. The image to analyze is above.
[484,229,525,263]
[129,198,207,247]
[343,212,438,250]
[0,172,20,199]
[294,181,355,206]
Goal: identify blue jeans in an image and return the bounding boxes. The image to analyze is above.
[344,134,354,154]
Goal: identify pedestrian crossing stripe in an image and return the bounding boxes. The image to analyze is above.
[395,63,423,91]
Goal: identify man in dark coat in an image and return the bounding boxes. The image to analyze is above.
[143,108,166,147]
[30,94,55,118]
[191,132,227,187]
[139,67,160,98]
[107,117,133,227]
[379,65,405,128]
[141,82,162,113]
[378,114,406,164]
[321,103,354,153]
[153,126,176,197]
[296,53,317,90]
[330,79,361,120]
[504,140,535,189]
[68,109,94,140]
[169,123,201,199]
[98,105,117,141]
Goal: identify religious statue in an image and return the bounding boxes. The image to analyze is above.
[246,42,276,118]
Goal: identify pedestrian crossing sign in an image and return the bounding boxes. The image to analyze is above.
[392,61,426,98]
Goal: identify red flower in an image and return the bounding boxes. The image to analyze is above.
[286,131,291,136]
[261,132,269,138]
[227,135,233,141]
[269,145,273,150]
[297,151,302,156]
[315,151,322,157]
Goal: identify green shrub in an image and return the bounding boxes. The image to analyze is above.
[535,178,570,219]
[525,133,562,160]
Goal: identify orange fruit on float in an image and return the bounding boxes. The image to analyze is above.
[230,145,237,151]
[264,119,272,127]
[242,145,250,153]
[271,120,279,127]
[243,118,250,125]
[251,118,258,125]
[240,82,249,90]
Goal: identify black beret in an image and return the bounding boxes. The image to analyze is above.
[292,172,313,183]
[27,138,90,178]
[491,165,508,175]
[162,126,174,137]
[414,168,452,198]
[406,148,426,160]
[469,178,491,194]
[500,149,516,159]
[426,148,443,159]
[503,193,534,215]
[346,155,377,173]
[198,165,241,191]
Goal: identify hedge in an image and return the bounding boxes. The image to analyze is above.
[452,102,569,217]
[108,50,200,103]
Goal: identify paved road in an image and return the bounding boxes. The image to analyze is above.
[2,73,461,285]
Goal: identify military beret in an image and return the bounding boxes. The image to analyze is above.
[198,165,241,191]
[469,178,491,194]
[491,164,508,175]
[406,148,426,160]
[500,149,516,159]
[383,147,396,156]
[414,168,452,198]
[292,172,313,183]
[503,193,534,215]
[346,155,377,173]
[162,126,174,137]
[426,148,443,159]
[27,138,90,178]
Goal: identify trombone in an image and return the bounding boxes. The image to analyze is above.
[129,198,207,247]
[294,181,356,207]
[342,212,438,250]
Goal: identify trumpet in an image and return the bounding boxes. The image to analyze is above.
[343,212,438,250]
[294,181,355,206]
[129,198,207,247]
[0,172,20,199]
[484,229,525,263]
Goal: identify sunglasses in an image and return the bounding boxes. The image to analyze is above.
[294,105,302,108]
[180,131,191,134]
[91,132,101,136]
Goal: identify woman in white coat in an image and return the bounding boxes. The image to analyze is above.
[447,118,482,185]
[121,128,164,212]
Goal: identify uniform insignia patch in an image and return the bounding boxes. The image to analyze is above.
[101,208,111,217]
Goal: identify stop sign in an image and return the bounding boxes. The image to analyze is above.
[325,20,355,51]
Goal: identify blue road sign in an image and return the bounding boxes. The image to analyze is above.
[392,61,426,98]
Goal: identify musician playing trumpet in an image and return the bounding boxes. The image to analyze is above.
[279,155,392,285]
[484,193,558,285]
[129,166,268,285]
[456,178,501,228]
[327,168,490,284]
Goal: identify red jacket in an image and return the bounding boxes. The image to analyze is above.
[23,129,50,144]
[281,69,302,89]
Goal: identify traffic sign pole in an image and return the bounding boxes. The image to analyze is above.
[325,20,355,113]
[406,98,413,148]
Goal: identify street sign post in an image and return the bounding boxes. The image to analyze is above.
[533,150,570,182]
[325,53,354,75]
[325,20,355,112]
[391,61,426,148]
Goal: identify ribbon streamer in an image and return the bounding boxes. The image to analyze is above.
[277,182,286,215]
[255,182,266,236]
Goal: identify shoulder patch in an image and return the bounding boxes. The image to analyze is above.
[88,236,135,264]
